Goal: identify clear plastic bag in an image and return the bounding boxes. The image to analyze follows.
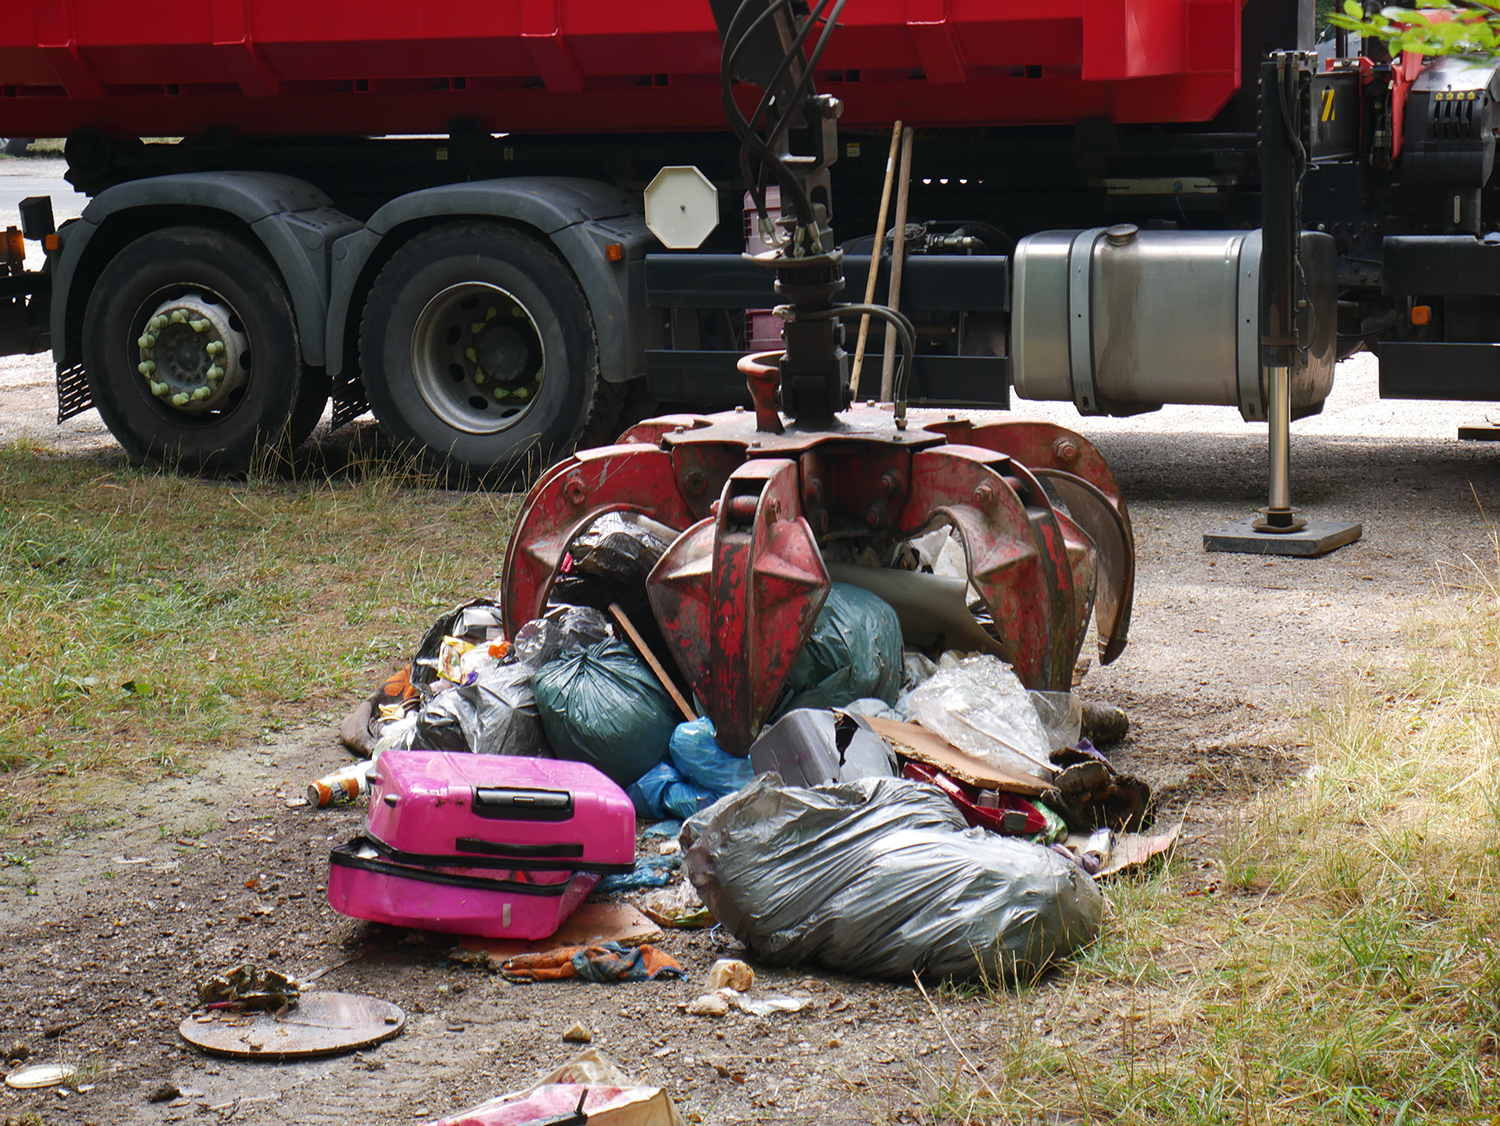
[906,655,1055,778]
[1028,690,1082,752]
[681,774,1104,982]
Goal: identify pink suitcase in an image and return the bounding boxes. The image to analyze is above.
[327,752,636,939]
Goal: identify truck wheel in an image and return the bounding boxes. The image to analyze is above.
[82,227,324,474]
[359,221,605,480]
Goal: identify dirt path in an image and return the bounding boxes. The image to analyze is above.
[2,354,1497,1124]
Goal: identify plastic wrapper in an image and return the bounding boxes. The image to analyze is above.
[907,655,1055,778]
[628,761,716,821]
[533,639,677,787]
[410,598,507,699]
[1029,690,1083,752]
[777,582,903,714]
[512,605,614,668]
[668,718,754,797]
[386,658,550,758]
[682,775,1104,982]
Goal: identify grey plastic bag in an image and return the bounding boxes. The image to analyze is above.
[682,775,1103,982]
[392,659,550,757]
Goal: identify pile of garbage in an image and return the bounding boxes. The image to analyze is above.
[314,511,1163,984]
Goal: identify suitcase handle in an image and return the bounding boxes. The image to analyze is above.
[456,837,586,859]
[471,786,574,821]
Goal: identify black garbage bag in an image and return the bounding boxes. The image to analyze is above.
[410,598,507,700]
[547,513,689,700]
[511,604,614,668]
[681,775,1104,982]
[777,582,904,715]
[388,659,550,758]
[532,638,678,787]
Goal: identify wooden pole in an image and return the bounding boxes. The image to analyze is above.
[879,126,915,402]
[849,121,903,400]
[607,603,697,722]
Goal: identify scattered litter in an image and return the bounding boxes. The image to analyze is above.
[636,881,711,929]
[907,655,1055,777]
[197,964,299,1012]
[421,1048,681,1126]
[639,821,682,840]
[329,754,635,940]
[1049,746,1153,832]
[534,639,679,787]
[705,959,753,992]
[777,582,904,714]
[178,992,404,1060]
[749,708,896,786]
[1028,689,1083,751]
[683,775,1103,981]
[306,759,373,808]
[562,1023,593,1044]
[500,943,685,984]
[685,992,730,1018]
[5,1064,76,1090]
[685,988,810,1018]
[595,853,680,894]
[901,760,1050,836]
[1065,821,1182,877]
[460,902,663,968]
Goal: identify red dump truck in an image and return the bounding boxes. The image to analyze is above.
[0,1,1489,473]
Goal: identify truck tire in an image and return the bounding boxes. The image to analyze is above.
[82,226,325,474]
[359,221,606,480]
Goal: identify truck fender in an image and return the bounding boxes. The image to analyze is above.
[325,177,653,384]
[51,171,361,368]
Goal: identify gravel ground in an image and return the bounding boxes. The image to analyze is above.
[1,347,1497,1125]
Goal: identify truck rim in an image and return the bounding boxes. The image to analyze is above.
[133,288,251,414]
[410,282,545,435]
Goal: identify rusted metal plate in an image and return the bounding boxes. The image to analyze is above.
[178,992,404,1060]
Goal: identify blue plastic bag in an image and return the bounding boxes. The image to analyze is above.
[669,717,755,796]
[628,760,716,821]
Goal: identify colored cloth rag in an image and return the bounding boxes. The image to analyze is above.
[500,942,685,984]
[594,853,681,894]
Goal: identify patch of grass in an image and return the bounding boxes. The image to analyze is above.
[943,552,1500,1122]
[0,442,523,821]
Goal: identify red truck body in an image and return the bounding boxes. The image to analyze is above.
[0,0,1240,137]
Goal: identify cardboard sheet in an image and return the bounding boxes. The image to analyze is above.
[866,716,1053,797]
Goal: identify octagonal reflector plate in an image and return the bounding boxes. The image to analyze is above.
[644,165,719,250]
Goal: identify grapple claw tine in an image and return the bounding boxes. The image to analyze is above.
[648,459,829,753]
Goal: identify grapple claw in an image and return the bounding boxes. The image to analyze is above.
[499,443,696,638]
[648,459,829,753]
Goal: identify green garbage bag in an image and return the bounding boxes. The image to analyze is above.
[778,582,903,715]
[532,638,678,787]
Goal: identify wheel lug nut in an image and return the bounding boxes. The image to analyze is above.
[137,333,155,348]
[171,392,190,406]
[170,311,186,324]
[150,381,168,397]
[206,341,223,356]
[189,319,210,333]
[206,365,223,380]
[137,360,155,375]
[191,387,211,401]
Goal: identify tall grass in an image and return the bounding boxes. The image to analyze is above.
[0,443,522,829]
[916,545,1500,1124]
